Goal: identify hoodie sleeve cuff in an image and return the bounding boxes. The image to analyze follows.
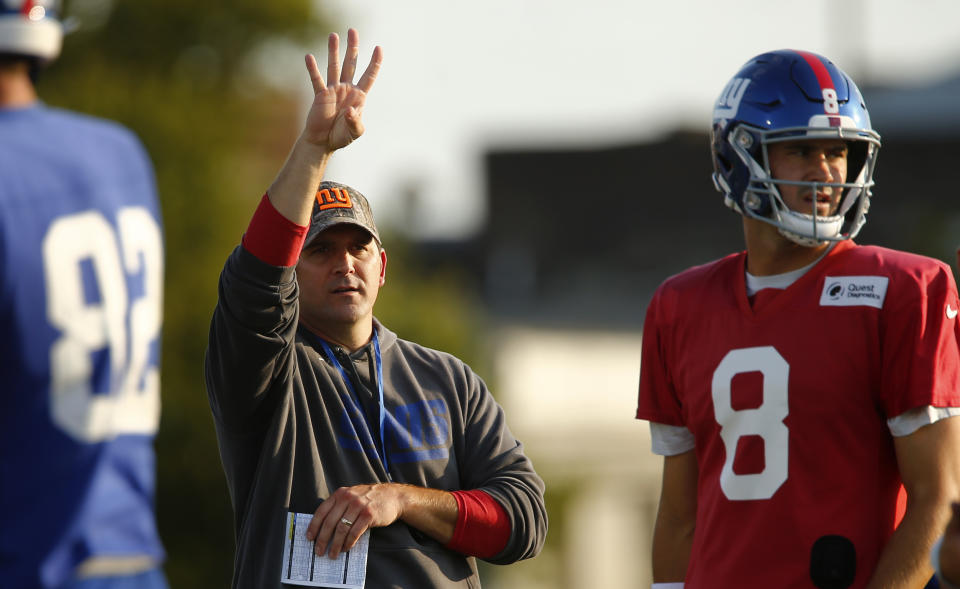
[241,193,308,267]
[445,489,511,559]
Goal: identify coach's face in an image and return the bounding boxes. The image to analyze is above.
[296,224,386,332]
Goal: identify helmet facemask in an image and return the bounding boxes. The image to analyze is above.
[726,124,880,247]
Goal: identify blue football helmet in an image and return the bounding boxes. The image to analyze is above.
[710,49,881,246]
[0,0,63,63]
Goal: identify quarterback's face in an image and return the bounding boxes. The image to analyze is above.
[296,225,386,331]
[768,139,848,218]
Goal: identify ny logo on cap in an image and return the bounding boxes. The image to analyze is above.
[316,186,353,211]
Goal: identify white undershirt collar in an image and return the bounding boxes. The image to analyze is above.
[745,244,835,296]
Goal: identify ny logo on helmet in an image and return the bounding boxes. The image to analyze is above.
[714,77,750,120]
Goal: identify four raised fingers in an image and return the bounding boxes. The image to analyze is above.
[312,28,380,95]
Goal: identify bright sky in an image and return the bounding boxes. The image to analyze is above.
[295,0,960,239]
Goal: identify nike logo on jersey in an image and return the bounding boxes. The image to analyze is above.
[947,304,958,319]
[819,276,889,309]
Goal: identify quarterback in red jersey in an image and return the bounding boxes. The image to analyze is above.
[636,50,960,589]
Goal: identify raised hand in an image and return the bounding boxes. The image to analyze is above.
[302,28,383,152]
[265,29,382,224]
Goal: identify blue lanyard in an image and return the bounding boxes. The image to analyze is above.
[315,330,390,479]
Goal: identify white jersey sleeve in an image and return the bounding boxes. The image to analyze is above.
[649,422,696,456]
[887,406,960,437]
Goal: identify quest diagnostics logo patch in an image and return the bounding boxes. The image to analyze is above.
[820,276,889,309]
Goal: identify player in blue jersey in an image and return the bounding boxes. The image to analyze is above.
[0,2,167,588]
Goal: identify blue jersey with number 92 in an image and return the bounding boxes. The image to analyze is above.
[0,104,165,589]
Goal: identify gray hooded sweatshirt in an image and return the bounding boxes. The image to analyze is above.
[205,246,547,589]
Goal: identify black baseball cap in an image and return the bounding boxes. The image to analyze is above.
[303,181,381,248]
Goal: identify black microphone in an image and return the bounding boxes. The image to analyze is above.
[810,535,856,589]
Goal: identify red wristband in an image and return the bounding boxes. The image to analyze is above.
[241,193,308,267]
[445,490,511,559]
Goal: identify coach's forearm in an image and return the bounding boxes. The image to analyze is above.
[396,484,458,544]
[266,136,332,226]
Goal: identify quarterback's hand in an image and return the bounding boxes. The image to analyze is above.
[941,502,960,584]
[302,28,382,152]
[306,483,405,559]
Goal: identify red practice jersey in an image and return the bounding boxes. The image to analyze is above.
[637,240,960,588]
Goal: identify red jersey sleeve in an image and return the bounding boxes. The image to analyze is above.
[880,260,960,417]
[637,286,685,426]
